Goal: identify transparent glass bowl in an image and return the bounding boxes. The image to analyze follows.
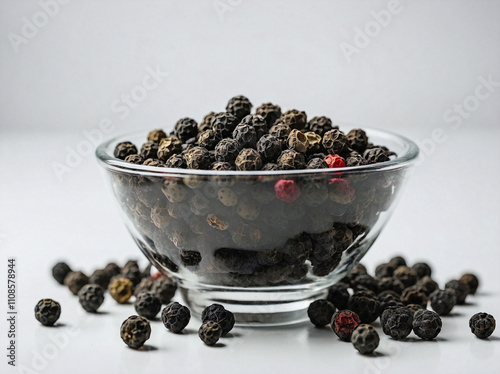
[96,127,418,326]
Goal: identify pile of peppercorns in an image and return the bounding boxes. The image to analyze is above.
[110,96,406,288]
[40,260,235,348]
[307,255,495,355]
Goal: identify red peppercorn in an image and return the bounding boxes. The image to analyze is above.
[331,309,361,341]
[324,154,345,168]
[274,180,301,203]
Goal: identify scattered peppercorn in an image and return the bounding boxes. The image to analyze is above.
[134,292,161,319]
[459,273,479,295]
[161,301,191,333]
[109,277,134,304]
[445,279,469,305]
[52,262,72,285]
[64,271,89,295]
[393,266,418,288]
[381,307,414,340]
[78,284,105,313]
[331,310,361,341]
[199,321,222,346]
[201,304,235,336]
[469,312,496,339]
[429,289,456,316]
[308,299,336,328]
[151,276,177,304]
[413,310,442,340]
[351,324,380,355]
[34,299,61,326]
[120,315,151,349]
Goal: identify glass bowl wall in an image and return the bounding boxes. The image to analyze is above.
[96,127,418,326]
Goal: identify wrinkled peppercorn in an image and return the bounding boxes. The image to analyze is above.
[257,134,282,162]
[401,286,428,308]
[52,262,72,285]
[197,129,220,150]
[120,315,151,349]
[124,154,144,164]
[413,310,442,340]
[445,279,469,305]
[331,309,361,341]
[459,273,479,295]
[388,256,407,268]
[269,123,291,147]
[412,262,432,279]
[78,284,105,313]
[199,321,222,345]
[134,292,162,319]
[35,299,61,326]
[308,299,336,328]
[158,137,183,161]
[307,158,328,169]
[64,271,89,295]
[429,289,456,316]
[235,148,262,171]
[347,129,368,153]
[140,141,159,159]
[322,129,347,155]
[215,138,240,164]
[184,146,211,170]
[277,149,306,170]
[307,116,334,136]
[151,276,177,305]
[393,266,418,288]
[282,109,307,130]
[348,291,380,324]
[324,154,345,169]
[201,304,235,336]
[226,95,252,121]
[287,129,309,153]
[256,102,282,127]
[274,179,301,203]
[109,277,134,304]
[174,117,198,142]
[165,154,187,169]
[363,147,390,164]
[233,123,257,149]
[240,114,269,139]
[417,275,439,296]
[469,312,496,339]
[381,307,414,340]
[162,301,191,333]
[351,324,380,355]
[211,112,239,139]
[114,141,138,160]
[327,282,350,310]
[147,129,167,143]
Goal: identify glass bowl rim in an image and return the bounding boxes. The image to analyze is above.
[95,125,419,177]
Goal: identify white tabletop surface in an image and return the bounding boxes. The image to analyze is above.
[1,0,500,372]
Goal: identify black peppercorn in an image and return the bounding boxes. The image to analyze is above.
[158,137,183,161]
[429,289,456,316]
[147,129,167,143]
[277,149,306,170]
[306,157,328,169]
[226,95,252,121]
[282,109,307,130]
[140,141,159,159]
[307,116,334,136]
[142,158,164,167]
[34,299,61,326]
[104,262,121,278]
[412,262,432,279]
[348,291,380,324]
[351,274,379,293]
[256,102,282,127]
[114,141,138,160]
[327,282,350,310]
[413,310,442,340]
[120,315,151,349]
[78,284,105,313]
[417,275,439,296]
[401,286,428,308]
[351,324,380,355]
[215,138,240,164]
[307,299,336,327]
[174,117,198,142]
[199,112,216,132]
[180,250,202,267]
[374,263,395,279]
[64,271,89,295]
[235,148,262,171]
[184,146,211,170]
[162,302,191,333]
[201,303,235,336]
[393,266,418,288]
[388,256,407,268]
[233,123,257,149]
[287,129,309,153]
[363,147,390,164]
[52,262,72,285]
[261,163,280,171]
[445,279,469,305]
[347,129,368,153]
[124,154,145,164]
[121,262,143,286]
[257,134,282,162]
[199,321,222,345]
[211,112,239,139]
[381,306,413,340]
[377,277,405,294]
[459,273,479,295]
[151,276,177,305]
[165,154,187,169]
[469,312,496,339]
[269,123,291,147]
[134,292,162,319]
[197,129,220,150]
[322,129,347,155]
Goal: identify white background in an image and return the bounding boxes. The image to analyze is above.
[1,1,499,373]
